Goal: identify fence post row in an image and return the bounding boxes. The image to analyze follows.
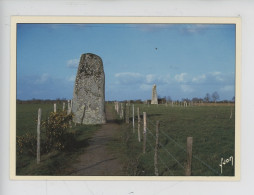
[117,102,120,114]
[67,100,71,115]
[230,107,233,119]
[132,104,135,132]
[120,103,124,119]
[37,108,41,164]
[185,137,193,176]
[54,103,56,113]
[154,120,160,176]
[125,103,130,124]
[143,112,147,154]
[137,107,141,142]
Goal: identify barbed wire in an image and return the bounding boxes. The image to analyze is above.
[117,106,222,176]
[147,125,221,175]
[158,156,174,176]
[159,143,185,169]
[146,127,156,139]
[146,139,175,176]
[159,129,187,153]
[192,154,221,176]
[145,127,185,170]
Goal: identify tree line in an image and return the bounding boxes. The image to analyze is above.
[17,98,67,104]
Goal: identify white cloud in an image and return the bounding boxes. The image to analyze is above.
[192,74,206,83]
[67,75,76,82]
[209,71,224,82]
[160,74,171,84]
[175,73,188,83]
[130,24,175,32]
[35,73,50,84]
[67,59,79,68]
[180,24,214,34]
[115,72,144,85]
[180,84,194,93]
[185,24,207,33]
[140,84,153,91]
[115,72,142,78]
[146,74,156,84]
[220,85,234,92]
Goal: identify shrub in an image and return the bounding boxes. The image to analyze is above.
[42,111,73,152]
[17,111,74,158]
[17,132,37,156]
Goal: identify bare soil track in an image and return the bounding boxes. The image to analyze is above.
[69,108,125,176]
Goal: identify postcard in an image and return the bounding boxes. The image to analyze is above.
[10,16,241,180]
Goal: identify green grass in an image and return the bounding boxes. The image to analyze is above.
[16,103,101,175]
[110,103,235,176]
[16,103,63,136]
[16,102,235,176]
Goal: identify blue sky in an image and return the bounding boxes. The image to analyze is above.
[17,23,235,101]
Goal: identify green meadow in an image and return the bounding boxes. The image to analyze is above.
[16,102,235,176]
[111,103,235,176]
[16,102,101,175]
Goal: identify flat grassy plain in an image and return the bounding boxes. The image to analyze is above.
[111,103,235,176]
[16,102,235,176]
[16,102,101,175]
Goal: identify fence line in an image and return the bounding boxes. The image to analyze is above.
[37,108,41,164]
[158,143,185,169]
[150,122,221,175]
[192,154,221,176]
[158,155,174,176]
[146,137,175,176]
[113,102,222,176]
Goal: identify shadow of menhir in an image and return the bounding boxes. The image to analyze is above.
[71,53,106,125]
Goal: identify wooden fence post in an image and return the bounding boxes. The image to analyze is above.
[229,107,233,119]
[54,103,56,113]
[120,103,124,119]
[37,108,41,164]
[67,100,71,115]
[125,103,130,124]
[132,104,135,132]
[185,137,193,176]
[116,102,119,114]
[137,107,141,142]
[143,112,147,154]
[154,121,160,176]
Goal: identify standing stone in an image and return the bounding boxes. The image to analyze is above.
[72,53,106,124]
[151,84,158,104]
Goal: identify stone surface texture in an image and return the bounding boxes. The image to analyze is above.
[72,53,106,124]
[151,84,158,104]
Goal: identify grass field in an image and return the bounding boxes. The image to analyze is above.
[111,103,235,176]
[16,102,235,176]
[16,102,101,175]
[17,103,64,136]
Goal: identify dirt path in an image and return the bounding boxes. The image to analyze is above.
[69,107,125,176]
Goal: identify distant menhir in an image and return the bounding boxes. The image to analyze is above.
[72,53,106,124]
[151,84,158,104]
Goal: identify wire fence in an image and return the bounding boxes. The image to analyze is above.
[113,101,230,176]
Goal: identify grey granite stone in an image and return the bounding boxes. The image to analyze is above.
[72,53,106,124]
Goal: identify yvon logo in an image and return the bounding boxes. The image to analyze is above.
[219,156,234,174]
